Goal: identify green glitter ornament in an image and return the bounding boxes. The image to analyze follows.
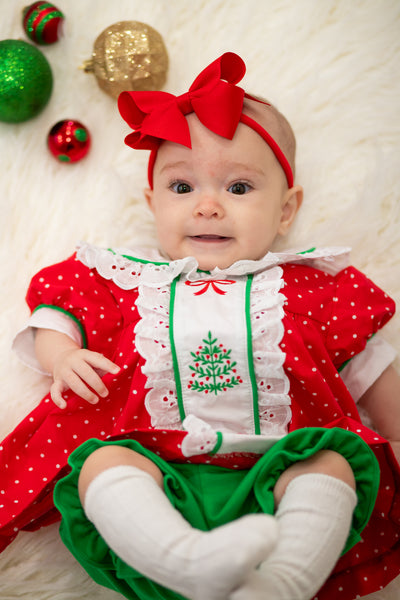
[0,39,53,123]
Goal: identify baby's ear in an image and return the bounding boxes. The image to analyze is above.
[144,188,154,211]
[278,185,303,236]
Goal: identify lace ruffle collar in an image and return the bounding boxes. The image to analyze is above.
[76,242,351,290]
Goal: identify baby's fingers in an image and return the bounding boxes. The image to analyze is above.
[72,359,111,400]
[54,370,100,407]
[83,351,120,376]
[50,380,68,409]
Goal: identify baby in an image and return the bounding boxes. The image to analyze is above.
[1,53,400,600]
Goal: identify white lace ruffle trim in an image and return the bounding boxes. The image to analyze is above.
[134,264,292,449]
[76,242,351,291]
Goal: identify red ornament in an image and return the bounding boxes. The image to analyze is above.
[47,120,91,163]
[23,2,64,45]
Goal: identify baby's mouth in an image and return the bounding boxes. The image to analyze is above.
[191,235,230,241]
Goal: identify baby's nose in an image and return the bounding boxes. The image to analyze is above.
[194,194,224,218]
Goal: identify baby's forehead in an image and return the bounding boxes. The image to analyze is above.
[242,98,296,174]
[243,99,285,140]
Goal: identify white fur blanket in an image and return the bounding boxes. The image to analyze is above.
[0,1,399,598]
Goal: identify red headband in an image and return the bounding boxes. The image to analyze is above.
[118,52,294,188]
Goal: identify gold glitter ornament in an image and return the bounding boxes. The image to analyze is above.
[82,21,168,99]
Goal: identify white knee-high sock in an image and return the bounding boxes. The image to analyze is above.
[231,473,358,600]
[83,465,278,600]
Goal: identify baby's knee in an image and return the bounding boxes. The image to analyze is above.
[274,449,356,506]
[78,445,163,504]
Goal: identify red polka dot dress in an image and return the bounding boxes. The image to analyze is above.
[0,244,399,599]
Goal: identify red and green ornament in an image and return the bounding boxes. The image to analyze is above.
[23,1,64,45]
[47,119,91,163]
[0,39,53,123]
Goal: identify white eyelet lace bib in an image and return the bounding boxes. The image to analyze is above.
[77,242,350,457]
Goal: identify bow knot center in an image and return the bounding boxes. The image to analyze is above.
[177,92,194,116]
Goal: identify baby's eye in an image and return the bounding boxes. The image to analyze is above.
[228,182,252,195]
[170,181,193,194]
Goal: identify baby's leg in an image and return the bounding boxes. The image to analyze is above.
[231,450,357,600]
[78,446,278,600]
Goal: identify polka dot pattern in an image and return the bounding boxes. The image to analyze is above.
[0,251,399,598]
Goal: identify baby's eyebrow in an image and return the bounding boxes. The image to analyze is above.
[226,162,266,177]
[159,161,189,175]
[158,159,266,179]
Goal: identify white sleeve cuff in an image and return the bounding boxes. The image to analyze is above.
[340,335,397,401]
[12,307,83,374]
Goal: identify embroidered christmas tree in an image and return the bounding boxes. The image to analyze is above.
[188,331,243,395]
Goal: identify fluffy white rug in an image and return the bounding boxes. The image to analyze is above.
[0,0,399,598]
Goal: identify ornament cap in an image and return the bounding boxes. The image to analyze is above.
[80,59,95,73]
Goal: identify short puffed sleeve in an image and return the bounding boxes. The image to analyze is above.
[16,252,124,364]
[325,266,395,367]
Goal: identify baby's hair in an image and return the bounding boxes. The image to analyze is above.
[243,96,297,181]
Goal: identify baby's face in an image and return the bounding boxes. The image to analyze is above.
[145,114,301,271]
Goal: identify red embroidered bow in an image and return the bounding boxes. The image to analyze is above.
[185,280,236,296]
[118,52,248,151]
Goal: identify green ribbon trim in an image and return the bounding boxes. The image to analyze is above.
[169,277,186,422]
[245,274,260,434]
[33,304,87,348]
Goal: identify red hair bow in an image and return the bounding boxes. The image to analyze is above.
[118,52,294,188]
[118,52,246,151]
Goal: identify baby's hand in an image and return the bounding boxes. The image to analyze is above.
[50,348,120,409]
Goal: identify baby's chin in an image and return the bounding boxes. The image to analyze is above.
[163,251,263,271]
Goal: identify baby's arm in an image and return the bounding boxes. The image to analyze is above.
[358,364,400,464]
[35,329,120,409]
